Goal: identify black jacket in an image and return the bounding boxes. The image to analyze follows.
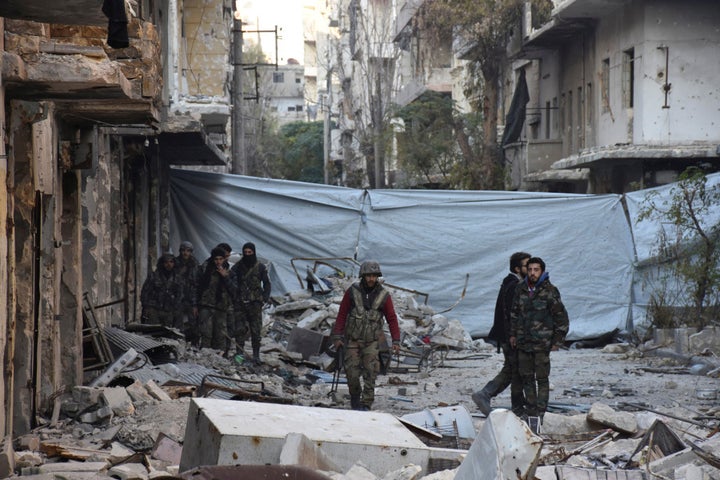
[487,273,521,350]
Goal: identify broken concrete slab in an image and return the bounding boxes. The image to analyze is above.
[180,398,431,476]
[145,380,172,401]
[454,409,542,480]
[587,402,638,435]
[280,432,341,472]
[102,387,136,417]
[536,412,601,436]
[151,432,183,465]
[0,436,15,479]
[107,462,150,480]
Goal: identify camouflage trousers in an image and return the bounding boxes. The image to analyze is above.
[232,302,263,351]
[198,307,229,350]
[517,350,551,416]
[344,339,380,408]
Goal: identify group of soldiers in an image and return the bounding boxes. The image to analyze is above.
[140,241,271,364]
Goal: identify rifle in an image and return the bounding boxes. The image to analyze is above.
[328,344,344,397]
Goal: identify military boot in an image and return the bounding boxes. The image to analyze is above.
[350,395,361,410]
[252,346,262,365]
[471,389,492,415]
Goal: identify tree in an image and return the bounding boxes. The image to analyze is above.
[422,0,552,189]
[395,91,464,188]
[333,0,402,189]
[262,121,325,184]
[637,167,720,328]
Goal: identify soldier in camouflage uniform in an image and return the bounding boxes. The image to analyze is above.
[510,257,569,422]
[140,252,184,328]
[175,241,200,345]
[331,261,401,411]
[196,247,234,350]
[229,242,271,364]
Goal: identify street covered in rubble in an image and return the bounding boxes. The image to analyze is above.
[8,266,720,479]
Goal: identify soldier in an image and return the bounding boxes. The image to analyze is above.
[140,252,184,328]
[175,241,200,345]
[196,247,234,350]
[510,257,569,426]
[229,242,271,364]
[331,260,401,411]
[472,251,530,416]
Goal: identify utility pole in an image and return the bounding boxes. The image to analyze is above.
[231,14,245,175]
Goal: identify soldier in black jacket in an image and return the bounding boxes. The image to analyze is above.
[472,252,530,416]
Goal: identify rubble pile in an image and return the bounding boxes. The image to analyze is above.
[5,272,720,479]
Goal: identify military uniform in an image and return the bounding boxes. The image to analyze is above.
[140,254,183,328]
[175,243,200,343]
[229,242,271,364]
[196,249,234,350]
[510,271,569,417]
[332,263,400,410]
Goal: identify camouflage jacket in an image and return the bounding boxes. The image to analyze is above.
[510,273,569,352]
[140,269,184,312]
[175,255,199,308]
[229,260,271,306]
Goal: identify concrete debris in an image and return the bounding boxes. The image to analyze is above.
[4,273,720,479]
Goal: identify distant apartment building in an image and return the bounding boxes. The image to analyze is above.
[506,0,720,193]
[266,62,307,125]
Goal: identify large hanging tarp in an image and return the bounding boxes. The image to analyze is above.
[170,169,660,340]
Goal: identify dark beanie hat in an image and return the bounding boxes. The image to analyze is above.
[211,247,226,258]
[243,242,256,253]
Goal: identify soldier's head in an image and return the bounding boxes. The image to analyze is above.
[509,252,531,276]
[160,252,175,271]
[242,242,257,266]
[211,247,226,268]
[216,243,232,259]
[526,257,545,283]
[179,241,194,259]
[359,260,382,288]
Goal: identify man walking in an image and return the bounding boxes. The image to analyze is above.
[510,257,569,425]
[229,242,271,364]
[472,252,530,416]
[331,261,401,411]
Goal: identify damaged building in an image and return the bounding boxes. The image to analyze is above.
[0,0,232,438]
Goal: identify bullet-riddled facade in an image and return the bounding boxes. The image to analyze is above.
[0,0,231,437]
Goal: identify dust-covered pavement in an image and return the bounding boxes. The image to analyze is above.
[131,343,720,438]
[369,344,720,420]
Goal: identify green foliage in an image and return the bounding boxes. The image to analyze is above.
[393,91,488,189]
[394,92,456,186]
[262,121,325,184]
[419,0,553,190]
[637,167,720,328]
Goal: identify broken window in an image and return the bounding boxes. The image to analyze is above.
[623,48,635,108]
[601,58,610,113]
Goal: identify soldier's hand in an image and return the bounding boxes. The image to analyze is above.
[192,307,198,317]
[217,266,229,278]
[551,344,559,351]
[509,336,517,349]
[391,343,400,354]
[333,339,343,350]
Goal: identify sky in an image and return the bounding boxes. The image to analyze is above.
[237,0,305,64]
